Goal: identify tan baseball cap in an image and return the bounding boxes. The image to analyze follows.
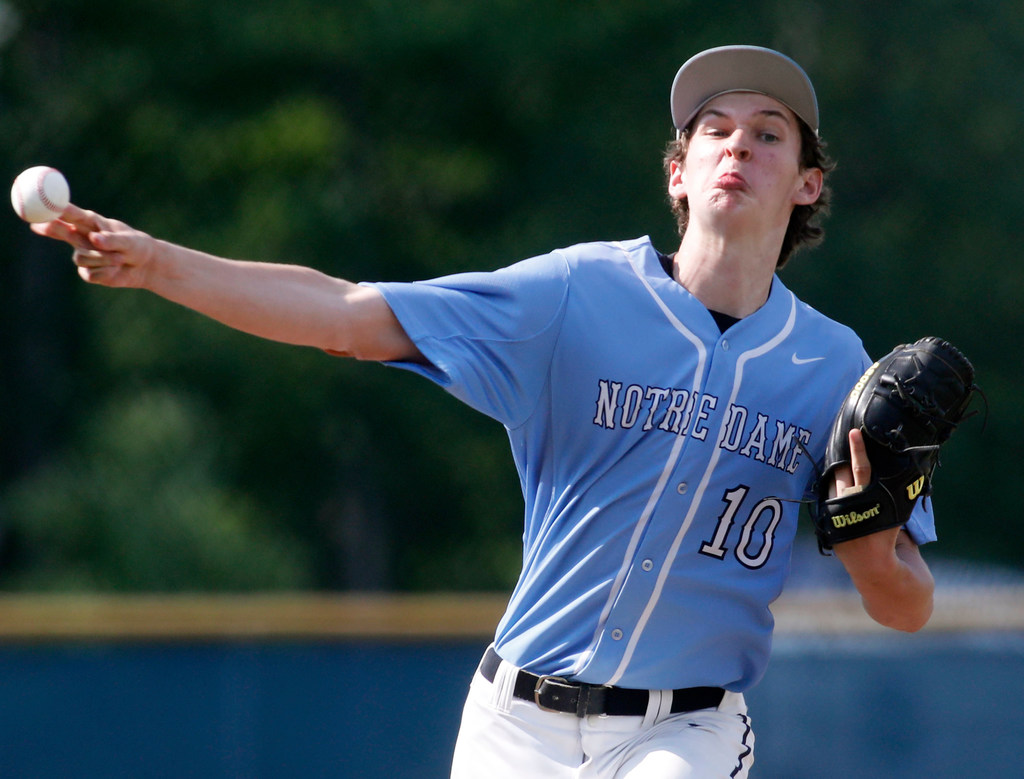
[671,45,819,135]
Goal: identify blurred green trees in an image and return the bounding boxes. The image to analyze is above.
[0,0,1017,591]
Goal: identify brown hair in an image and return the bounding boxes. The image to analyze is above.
[662,120,835,268]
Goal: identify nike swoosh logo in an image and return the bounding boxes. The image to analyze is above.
[791,354,826,365]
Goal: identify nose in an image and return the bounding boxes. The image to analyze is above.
[725,131,752,161]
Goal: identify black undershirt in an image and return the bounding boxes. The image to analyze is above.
[708,309,741,333]
[656,250,740,333]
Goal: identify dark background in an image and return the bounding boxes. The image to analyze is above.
[0,0,1016,592]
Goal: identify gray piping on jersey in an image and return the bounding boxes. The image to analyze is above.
[607,252,799,686]
[574,241,711,678]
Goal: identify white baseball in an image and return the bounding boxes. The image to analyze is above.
[11,166,71,223]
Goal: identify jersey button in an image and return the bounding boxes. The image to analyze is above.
[721,340,730,351]
[611,629,624,641]
[676,482,688,495]
[641,559,654,572]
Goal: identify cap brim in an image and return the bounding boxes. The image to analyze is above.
[671,46,819,134]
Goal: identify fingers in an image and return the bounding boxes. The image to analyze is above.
[25,203,154,290]
[832,428,872,498]
[73,245,119,269]
[72,230,144,287]
[60,203,92,223]
[847,428,871,489]
[31,213,91,250]
[832,463,853,498]
[55,203,111,233]
[30,203,110,251]
[30,202,127,236]
[76,262,125,286]
[29,203,143,259]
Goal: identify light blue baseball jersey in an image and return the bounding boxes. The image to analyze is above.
[367,236,936,692]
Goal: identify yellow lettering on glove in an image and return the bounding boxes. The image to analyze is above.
[831,504,882,528]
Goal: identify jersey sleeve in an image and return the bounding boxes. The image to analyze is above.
[904,496,937,544]
[363,252,570,428]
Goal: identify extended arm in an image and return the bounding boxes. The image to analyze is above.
[32,205,424,363]
[831,429,935,632]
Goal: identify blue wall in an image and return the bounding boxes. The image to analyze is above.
[0,634,1019,777]
[748,632,1024,778]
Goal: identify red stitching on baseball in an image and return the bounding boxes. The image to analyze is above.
[36,168,61,213]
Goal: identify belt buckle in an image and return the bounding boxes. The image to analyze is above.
[533,675,568,714]
[534,676,611,717]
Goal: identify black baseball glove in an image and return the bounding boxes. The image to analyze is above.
[814,337,978,552]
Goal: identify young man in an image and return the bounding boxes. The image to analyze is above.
[33,46,934,778]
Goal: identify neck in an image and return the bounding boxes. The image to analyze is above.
[672,224,782,318]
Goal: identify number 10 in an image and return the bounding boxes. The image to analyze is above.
[699,485,783,569]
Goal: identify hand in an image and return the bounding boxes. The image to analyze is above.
[31,204,155,289]
[832,428,871,498]
[832,428,901,561]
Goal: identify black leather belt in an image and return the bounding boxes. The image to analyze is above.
[479,646,724,718]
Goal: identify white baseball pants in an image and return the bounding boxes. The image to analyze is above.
[450,653,754,778]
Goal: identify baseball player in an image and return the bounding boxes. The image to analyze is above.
[31,46,936,777]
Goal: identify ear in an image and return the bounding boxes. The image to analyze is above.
[793,167,823,206]
[667,159,687,200]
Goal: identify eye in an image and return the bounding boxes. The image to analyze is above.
[760,131,781,143]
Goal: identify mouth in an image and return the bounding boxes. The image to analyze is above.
[716,172,747,191]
